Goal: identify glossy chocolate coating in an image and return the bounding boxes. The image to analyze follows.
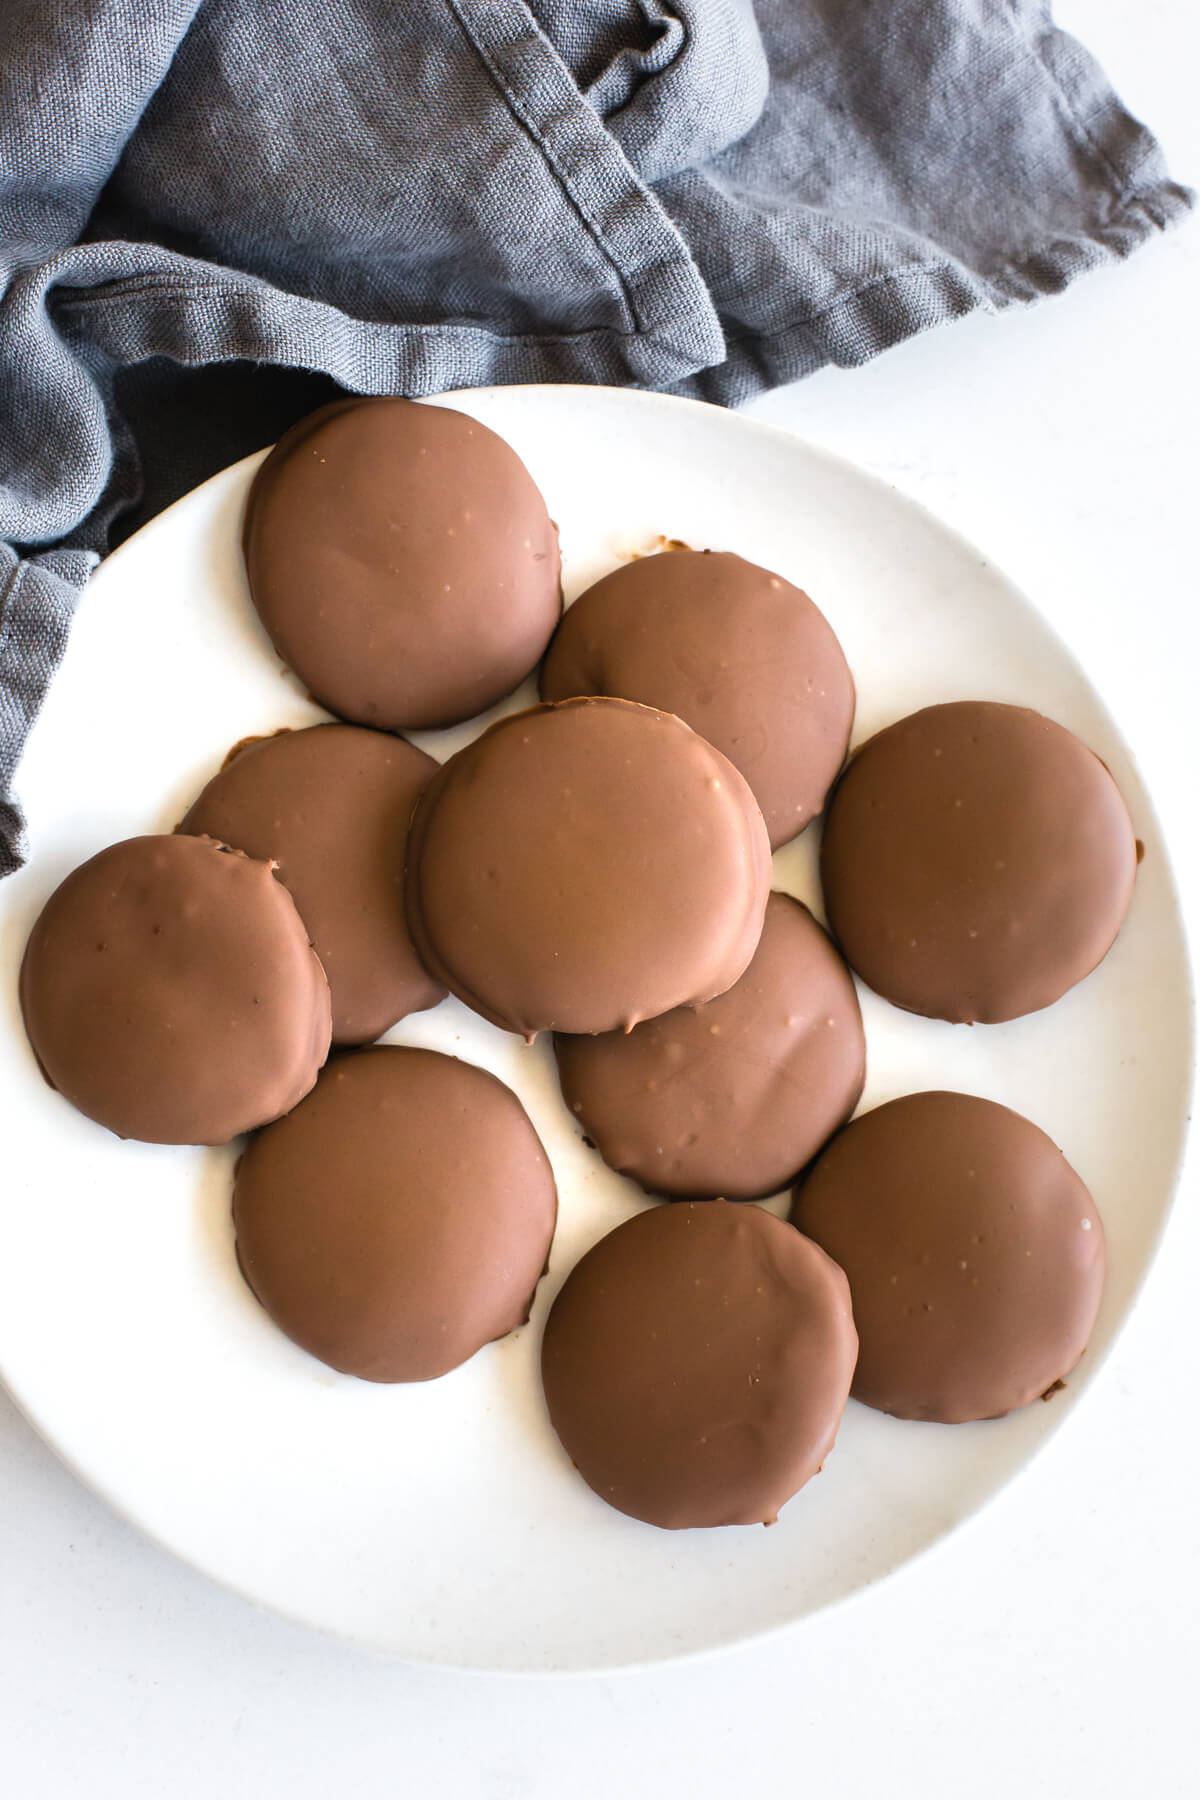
[554,893,864,1200]
[540,550,854,848]
[791,1090,1106,1422]
[405,697,772,1039]
[541,1201,857,1529]
[19,834,331,1145]
[243,398,561,730]
[180,723,445,1045]
[820,701,1137,1023]
[233,1045,557,1382]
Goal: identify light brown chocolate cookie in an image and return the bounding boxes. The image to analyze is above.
[405,697,772,1039]
[180,723,444,1045]
[819,701,1137,1023]
[243,398,561,730]
[234,1046,557,1383]
[540,550,854,847]
[20,834,331,1145]
[541,1201,858,1529]
[554,893,864,1199]
[791,1090,1106,1422]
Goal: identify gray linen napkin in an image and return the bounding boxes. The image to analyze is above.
[0,0,1190,872]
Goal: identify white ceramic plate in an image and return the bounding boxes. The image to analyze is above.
[0,387,1191,1672]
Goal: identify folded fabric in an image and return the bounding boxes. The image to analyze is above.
[0,0,1191,872]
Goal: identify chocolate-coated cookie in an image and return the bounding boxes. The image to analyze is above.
[20,834,331,1144]
[541,1201,857,1528]
[244,398,561,730]
[554,892,864,1199]
[791,1090,1106,1422]
[540,550,854,847]
[234,1046,557,1382]
[820,702,1137,1022]
[180,724,444,1044]
[405,697,772,1039]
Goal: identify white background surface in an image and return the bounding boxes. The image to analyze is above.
[2,2,1197,1793]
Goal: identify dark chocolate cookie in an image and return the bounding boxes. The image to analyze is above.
[244,398,561,730]
[541,550,853,847]
[541,1201,857,1528]
[181,723,444,1044]
[554,893,864,1199]
[234,1046,557,1382]
[405,698,772,1039]
[20,834,331,1144]
[791,1090,1106,1422]
[820,702,1136,1023]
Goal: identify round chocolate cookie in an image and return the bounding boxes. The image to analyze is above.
[233,1045,557,1382]
[180,724,445,1045]
[541,1201,857,1529]
[540,550,854,848]
[820,701,1137,1023]
[554,893,864,1200]
[791,1090,1106,1422]
[243,398,561,730]
[406,697,772,1039]
[20,834,331,1145]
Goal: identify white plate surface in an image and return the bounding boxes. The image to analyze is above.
[0,387,1191,1672]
